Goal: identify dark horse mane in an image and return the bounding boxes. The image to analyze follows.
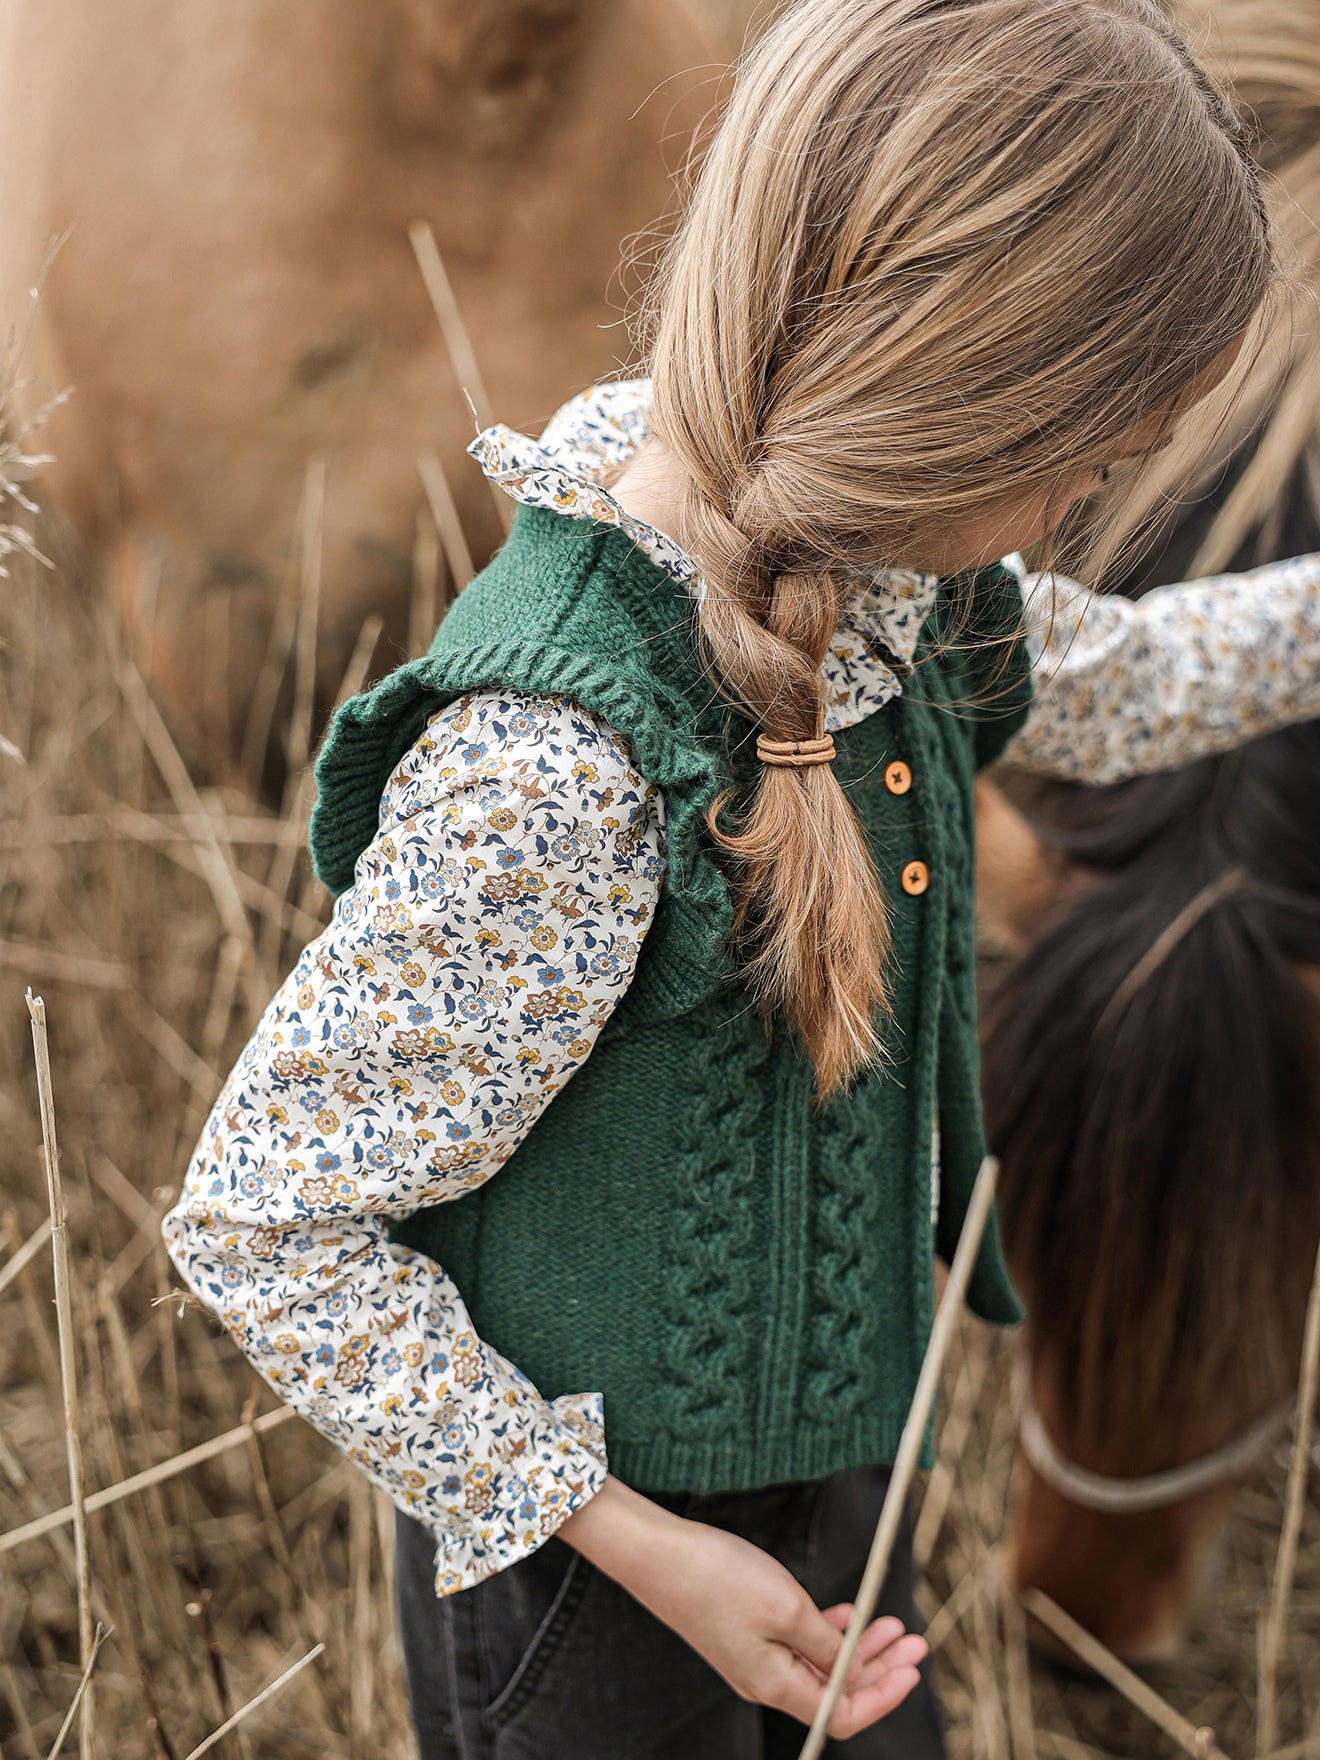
[982,451,1320,1462]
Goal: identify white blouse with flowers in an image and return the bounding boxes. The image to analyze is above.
[164,380,1320,1595]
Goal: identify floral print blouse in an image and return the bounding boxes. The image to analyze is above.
[164,381,1320,1596]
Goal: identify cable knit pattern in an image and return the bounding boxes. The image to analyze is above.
[806,1085,888,1420]
[660,1007,774,1441]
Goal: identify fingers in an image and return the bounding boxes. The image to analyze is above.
[781,1596,845,1681]
[769,1641,927,1739]
[817,1607,925,1684]
[829,1664,925,1738]
[821,1604,907,1655]
[771,1604,929,1738]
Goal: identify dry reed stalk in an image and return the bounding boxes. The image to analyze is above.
[0,941,130,990]
[0,1647,45,1760]
[44,1623,109,1760]
[115,813,324,944]
[264,604,381,986]
[0,1217,54,1301]
[972,1565,1011,1760]
[0,1406,296,1556]
[925,1547,995,1655]
[419,453,477,591]
[25,993,96,1760]
[407,220,513,534]
[262,458,327,982]
[1001,1578,1038,1760]
[349,1474,374,1751]
[115,660,252,958]
[176,1642,324,1760]
[1020,1590,1229,1760]
[87,1154,163,1250]
[284,458,327,794]
[1258,1229,1320,1759]
[915,1329,991,1568]
[799,1156,1000,1760]
[410,504,443,658]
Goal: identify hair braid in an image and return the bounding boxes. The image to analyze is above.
[644,0,1272,1095]
[678,486,894,1094]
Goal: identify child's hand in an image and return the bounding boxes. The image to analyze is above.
[559,1476,928,1737]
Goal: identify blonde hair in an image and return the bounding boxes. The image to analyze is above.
[1110,0,1320,572]
[644,0,1271,1095]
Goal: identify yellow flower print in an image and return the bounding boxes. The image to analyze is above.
[476,928,501,950]
[441,1079,465,1106]
[530,925,557,951]
[571,759,599,783]
[403,1342,425,1368]
[608,883,633,906]
[274,1334,301,1355]
[265,1103,288,1125]
[400,961,426,988]
[297,984,315,1009]
[315,1108,340,1134]
[489,807,517,831]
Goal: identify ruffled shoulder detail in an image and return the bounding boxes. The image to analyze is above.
[311,506,734,1024]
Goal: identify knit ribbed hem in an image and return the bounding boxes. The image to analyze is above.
[606,1408,933,1496]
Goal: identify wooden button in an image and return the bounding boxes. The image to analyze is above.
[901,860,929,896]
[884,760,912,796]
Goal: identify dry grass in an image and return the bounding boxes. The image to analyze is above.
[922,1313,1320,1760]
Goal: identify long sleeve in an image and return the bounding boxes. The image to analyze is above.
[163,690,665,1594]
[1006,552,1320,783]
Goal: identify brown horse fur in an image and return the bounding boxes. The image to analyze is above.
[0,0,722,781]
[978,725,1320,1657]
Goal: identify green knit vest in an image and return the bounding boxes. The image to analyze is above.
[311,506,1032,1491]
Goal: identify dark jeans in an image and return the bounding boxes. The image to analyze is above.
[395,1465,945,1760]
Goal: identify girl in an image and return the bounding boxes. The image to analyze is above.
[166,0,1320,1753]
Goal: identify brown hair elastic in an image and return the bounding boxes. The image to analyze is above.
[755,733,836,768]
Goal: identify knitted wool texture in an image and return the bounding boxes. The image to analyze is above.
[311,507,1032,1489]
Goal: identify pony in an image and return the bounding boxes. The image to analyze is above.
[977,0,1320,1658]
[0,0,722,781]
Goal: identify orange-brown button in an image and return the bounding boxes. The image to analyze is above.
[884,760,912,796]
[901,860,929,896]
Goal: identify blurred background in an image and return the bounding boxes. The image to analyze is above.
[1,1,1317,1756]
